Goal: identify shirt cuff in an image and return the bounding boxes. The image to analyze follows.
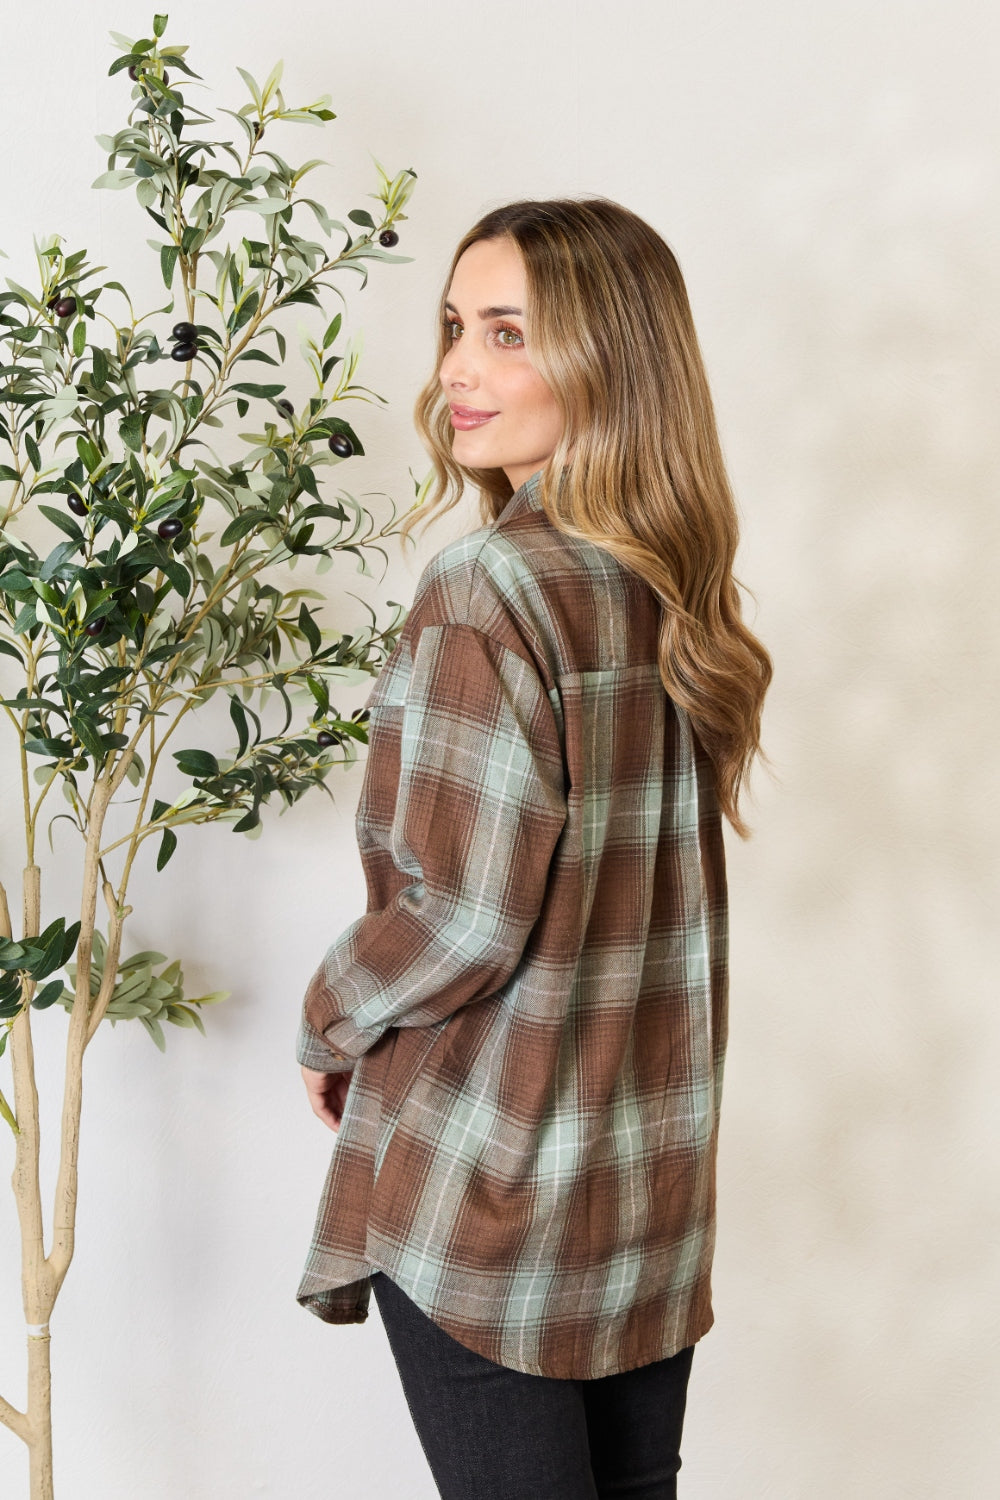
[296,1012,356,1072]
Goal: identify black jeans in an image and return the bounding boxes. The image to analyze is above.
[370,1270,695,1500]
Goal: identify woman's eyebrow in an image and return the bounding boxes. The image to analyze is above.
[444,300,523,319]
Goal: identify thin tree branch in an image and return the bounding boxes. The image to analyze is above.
[0,1392,30,1443]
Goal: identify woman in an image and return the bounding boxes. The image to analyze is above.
[297,197,771,1498]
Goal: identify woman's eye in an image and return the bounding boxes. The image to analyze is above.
[442,319,523,348]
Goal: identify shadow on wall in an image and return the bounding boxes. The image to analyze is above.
[714,135,1000,1491]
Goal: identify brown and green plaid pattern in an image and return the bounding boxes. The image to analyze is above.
[295,468,728,1378]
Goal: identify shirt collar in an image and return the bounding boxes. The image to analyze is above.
[494,467,545,527]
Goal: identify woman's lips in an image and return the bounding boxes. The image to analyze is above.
[450,406,498,430]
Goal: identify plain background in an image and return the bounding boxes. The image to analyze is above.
[1,1,998,1495]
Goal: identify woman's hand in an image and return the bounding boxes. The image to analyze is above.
[301,1065,352,1132]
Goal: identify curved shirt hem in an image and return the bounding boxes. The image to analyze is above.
[296,1252,715,1379]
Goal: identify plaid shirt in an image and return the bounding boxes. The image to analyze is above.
[295,467,729,1378]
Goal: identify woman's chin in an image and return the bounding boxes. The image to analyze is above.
[452,435,501,467]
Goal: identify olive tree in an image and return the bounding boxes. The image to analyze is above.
[0,15,418,1496]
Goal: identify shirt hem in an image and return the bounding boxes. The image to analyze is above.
[295,1243,715,1378]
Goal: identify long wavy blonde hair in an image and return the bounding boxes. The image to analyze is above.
[405,197,772,837]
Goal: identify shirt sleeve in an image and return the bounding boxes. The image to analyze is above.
[295,1011,356,1072]
[299,621,568,1064]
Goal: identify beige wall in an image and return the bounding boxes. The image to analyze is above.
[1,1,997,1494]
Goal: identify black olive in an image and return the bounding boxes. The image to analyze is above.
[172,322,197,341]
[128,64,141,82]
[83,620,104,636]
[379,229,399,248]
[316,730,336,748]
[67,495,89,516]
[276,399,294,417]
[158,518,184,539]
[54,297,76,318]
[47,295,61,310]
[328,433,353,458]
[171,342,197,361]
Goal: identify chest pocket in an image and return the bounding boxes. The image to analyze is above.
[363,636,412,714]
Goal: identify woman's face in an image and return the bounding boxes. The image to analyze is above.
[439,237,564,492]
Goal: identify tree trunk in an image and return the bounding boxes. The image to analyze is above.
[26,1332,53,1500]
[7,864,57,1496]
[4,775,112,1495]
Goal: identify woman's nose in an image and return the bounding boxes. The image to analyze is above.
[440,336,478,390]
